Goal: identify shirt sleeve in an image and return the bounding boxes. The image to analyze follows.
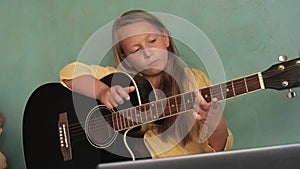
[59,62,116,88]
[189,67,211,88]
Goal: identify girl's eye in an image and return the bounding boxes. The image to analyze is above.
[131,48,140,54]
[149,39,157,43]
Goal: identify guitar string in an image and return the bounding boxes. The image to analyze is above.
[68,77,297,136]
[68,76,299,138]
[67,76,261,136]
[262,63,299,77]
[67,64,300,138]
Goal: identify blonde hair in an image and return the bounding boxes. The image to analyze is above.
[112,10,197,144]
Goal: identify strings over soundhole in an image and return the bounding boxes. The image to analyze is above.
[85,105,117,148]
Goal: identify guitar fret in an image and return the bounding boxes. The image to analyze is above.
[231,81,236,96]
[211,85,223,101]
[167,98,172,116]
[144,105,148,122]
[244,77,249,93]
[152,102,159,119]
[190,92,195,104]
[153,102,159,119]
[117,112,122,131]
[125,109,130,128]
[112,113,118,130]
[120,111,125,129]
[149,103,153,120]
[157,99,167,117]
[129,108,134,126]
[182,93,187,111]
[233,78,247,95]
[162,99,171,117]
[148,103,153,121]
[134,108,139,124]
[138,106,143,123]
[220,84,225,100]
[220,83,228,100]
[119,112,124,130]
[123,111,128,129]
[174,96,179,113]
[177,95,182,112]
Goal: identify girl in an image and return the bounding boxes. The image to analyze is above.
[60,10,233,160]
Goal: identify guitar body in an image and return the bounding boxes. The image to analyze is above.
[23,72,154,169]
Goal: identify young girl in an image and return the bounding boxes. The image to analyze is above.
[60,10,233,160]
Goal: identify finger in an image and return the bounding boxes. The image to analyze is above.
[127,86,136,93]
[194,89,210,111]
[193,109,207,121]
[123,86,136,100]
[113,92,125,105]
[116,86,135,101]
[210,97,219,110]
[103,99,116,110]
[193,111,202,121]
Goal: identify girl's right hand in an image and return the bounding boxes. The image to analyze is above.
[99,85,135,109]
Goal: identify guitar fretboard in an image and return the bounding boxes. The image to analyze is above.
[112,72,265,131]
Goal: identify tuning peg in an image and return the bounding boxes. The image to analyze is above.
[287,89,296,99]
[278,55,288,62]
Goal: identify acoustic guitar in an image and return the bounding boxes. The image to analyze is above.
[22,57,300,169]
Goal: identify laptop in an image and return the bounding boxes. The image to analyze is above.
[97,143,300,169]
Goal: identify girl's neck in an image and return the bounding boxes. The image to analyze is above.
[143,73,163,89]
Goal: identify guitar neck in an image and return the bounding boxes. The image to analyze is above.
[112,72,265,131]
[201,72,265,102]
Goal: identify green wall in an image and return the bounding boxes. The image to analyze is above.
[1,0,300,168]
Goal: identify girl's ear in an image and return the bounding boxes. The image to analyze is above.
[162,31,170,48]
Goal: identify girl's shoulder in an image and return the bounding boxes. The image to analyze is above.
[185,67,211,87]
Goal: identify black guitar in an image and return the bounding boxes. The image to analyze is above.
[23,57,300,169]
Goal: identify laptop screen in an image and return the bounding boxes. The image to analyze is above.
[96,143,300,169]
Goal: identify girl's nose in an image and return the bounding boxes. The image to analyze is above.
[143,48,152,59]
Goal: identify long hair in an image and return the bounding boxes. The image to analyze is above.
[112,10,197,144]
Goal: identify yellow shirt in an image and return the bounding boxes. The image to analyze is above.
[59,62,233,158]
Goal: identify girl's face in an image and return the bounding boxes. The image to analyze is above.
[118,21,170,76]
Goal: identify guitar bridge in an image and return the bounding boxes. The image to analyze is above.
[58,112,72,161]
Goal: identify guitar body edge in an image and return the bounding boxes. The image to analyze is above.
[22,72,154,169]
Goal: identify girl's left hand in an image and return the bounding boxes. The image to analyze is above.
[193,89,222,126]
[193,89,229,151]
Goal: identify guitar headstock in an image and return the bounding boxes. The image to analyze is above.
[262,56,300,91]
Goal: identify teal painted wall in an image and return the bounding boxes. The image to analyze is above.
[1,0,300,168]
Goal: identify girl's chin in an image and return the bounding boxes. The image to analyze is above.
[141,68,164,76]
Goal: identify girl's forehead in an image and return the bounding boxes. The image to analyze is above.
[117,21,163,41]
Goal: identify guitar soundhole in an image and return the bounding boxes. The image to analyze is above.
[85,105,118,148]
